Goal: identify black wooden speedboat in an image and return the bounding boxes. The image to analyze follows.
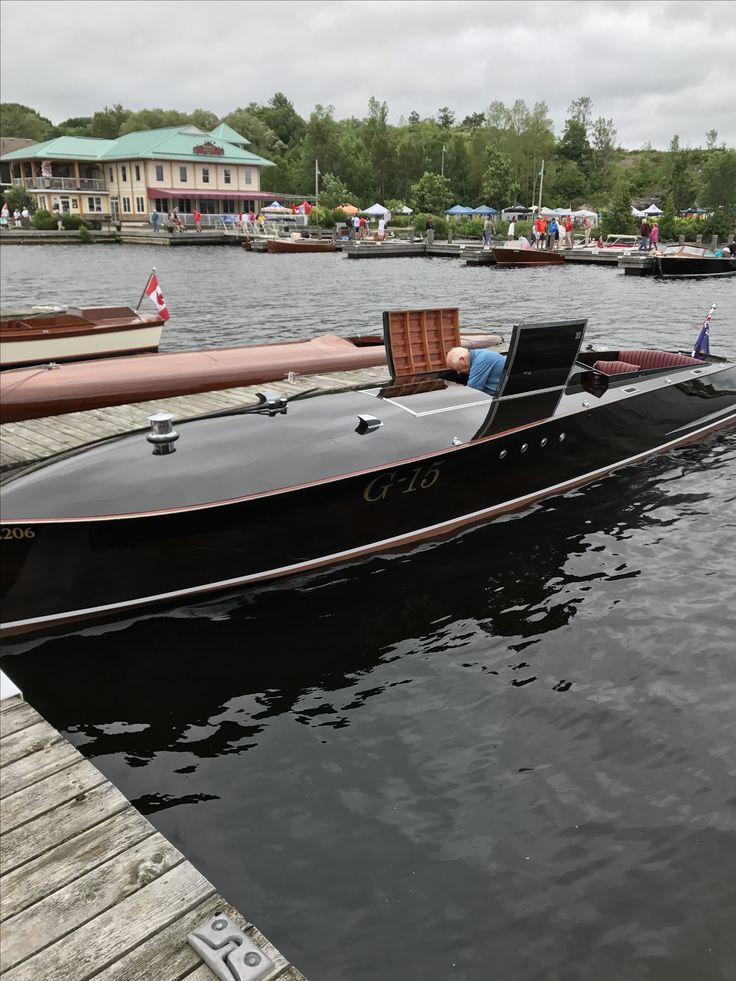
[2,307,735,641]
[653,244,736,279]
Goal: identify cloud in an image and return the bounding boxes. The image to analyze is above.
[1,0,734,147]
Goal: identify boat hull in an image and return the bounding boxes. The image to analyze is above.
[654,256,736,279]
[2,362,735,639]
[493,247,564,267]
[0,307,164,370]
[266,240,337,253]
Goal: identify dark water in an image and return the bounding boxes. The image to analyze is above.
[2,247,736,981]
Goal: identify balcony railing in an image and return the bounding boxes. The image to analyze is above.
[12,177,107,192]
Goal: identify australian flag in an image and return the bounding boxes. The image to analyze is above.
[692,304,715,358]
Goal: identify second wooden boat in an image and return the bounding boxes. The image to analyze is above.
[266,239,337,254]
[493,247,564,267]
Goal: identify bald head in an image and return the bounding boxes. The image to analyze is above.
[446,347,471,374]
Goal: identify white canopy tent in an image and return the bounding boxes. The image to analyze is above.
[361,203,391,217]
[631,207,647,218]
[400,205,413,215]
[644,203,663,215]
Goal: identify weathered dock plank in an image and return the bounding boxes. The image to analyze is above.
[0,694,305,980]
[0,757,105,835]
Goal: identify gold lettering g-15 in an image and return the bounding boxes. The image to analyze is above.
[363,461,443,503]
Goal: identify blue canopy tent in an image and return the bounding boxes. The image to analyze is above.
[472,205,498,215]
[445,205,474,215]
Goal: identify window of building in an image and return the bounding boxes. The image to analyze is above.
[245,168,252,185]
[202,167,210,183]
[179,166,188,182]
[87,197,102,212]
[121,165,127,182]
[108,167,114,182]
[135,196,145,212]
[224,169,231,184]
[155,165,164,182]
[122,197,132,213]
[135,165,141,181]
[60,196,71,213]
[38,195,47,210]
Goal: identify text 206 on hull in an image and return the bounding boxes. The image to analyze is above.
[2,308,735,641]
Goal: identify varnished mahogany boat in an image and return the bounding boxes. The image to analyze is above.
[265,239,337,253]
[0,306,165,370]
[1,307,734,641]
[0,330,503,423]
[493,246,564,267]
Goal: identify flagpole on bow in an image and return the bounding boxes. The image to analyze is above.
[692,302,716,358]
[136,268,155,312]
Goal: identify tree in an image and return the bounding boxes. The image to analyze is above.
[567,96,593,132]
[56,116,93,136]
[601,178,635,237]
[409,171,453,214]
[119,108,189,134]
[320,173,354,209]
[705,129,718,151]
[0,103,54,141]
[590,117,617,191]
[548,159,587,203]
[461,112,486,129]
[480,146,517,207]
[258,92,306,146]
[222,108,283,158]
[188,108,219,132]
[407,111,420,126]
[700,149,736,209]
[437,106,455,129]
[89,104,131,139]
[668,142,699,211]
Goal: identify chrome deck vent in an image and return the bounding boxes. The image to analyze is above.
[147,413,179,455]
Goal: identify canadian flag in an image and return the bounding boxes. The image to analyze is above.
[145,272,170,321]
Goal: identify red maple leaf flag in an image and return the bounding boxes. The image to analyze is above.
[144,272,170,321]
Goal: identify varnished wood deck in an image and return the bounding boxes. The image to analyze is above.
[0,692,306,980]
[0,365,391,472]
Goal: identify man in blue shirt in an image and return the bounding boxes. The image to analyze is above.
[445,347,506,395]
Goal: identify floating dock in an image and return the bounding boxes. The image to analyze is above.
[0,688,306,981]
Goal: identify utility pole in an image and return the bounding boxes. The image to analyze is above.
[441,144,447,178]
[315,159,320,214]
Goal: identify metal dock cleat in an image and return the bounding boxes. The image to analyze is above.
[188,912,274,980]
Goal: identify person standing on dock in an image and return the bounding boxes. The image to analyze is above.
[639,218,651,251]
[193,208,202,232]
[583,215,592,245]
[648,222,659,251]
[507,218,516,240]
[563,215,574,248]
[150,209,160,233]
[52,206,62,230]
[483,216,494,248]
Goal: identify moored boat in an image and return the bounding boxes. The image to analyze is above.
[493,246,564,267]
[0,327,504,423]
[0,306,165,370]
[2,306,734,641]
[576,234,640,256]
[266,239,337,253]
[653,244,736,279]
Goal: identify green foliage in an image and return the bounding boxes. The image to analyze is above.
[32,208,55,230]
[78,224,93,243]
[700,150,736,210]
[222,107,284,158]
[56,115,93,136]
[410,172,453,214]
[89,104,131,139]
[412,213,448,238]
[61,213,89,230]
[3,186,33,211]
[701,207,735,240]
[320,173,354,209]
[308,205,331,227]
[119,108,190,135]
[480,146,517,207]
[600,179,637,237]
[0,102,55,141]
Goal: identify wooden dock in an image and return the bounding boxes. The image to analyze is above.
[0,365,392,472]
[0,689,306,981]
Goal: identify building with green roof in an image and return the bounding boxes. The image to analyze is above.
[1,125,278,224]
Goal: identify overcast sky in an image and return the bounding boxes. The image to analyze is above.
[1,0,734,148]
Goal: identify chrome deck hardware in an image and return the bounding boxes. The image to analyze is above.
[355,413,383,435]
[187,913,274,981]
[146,412,179,455]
